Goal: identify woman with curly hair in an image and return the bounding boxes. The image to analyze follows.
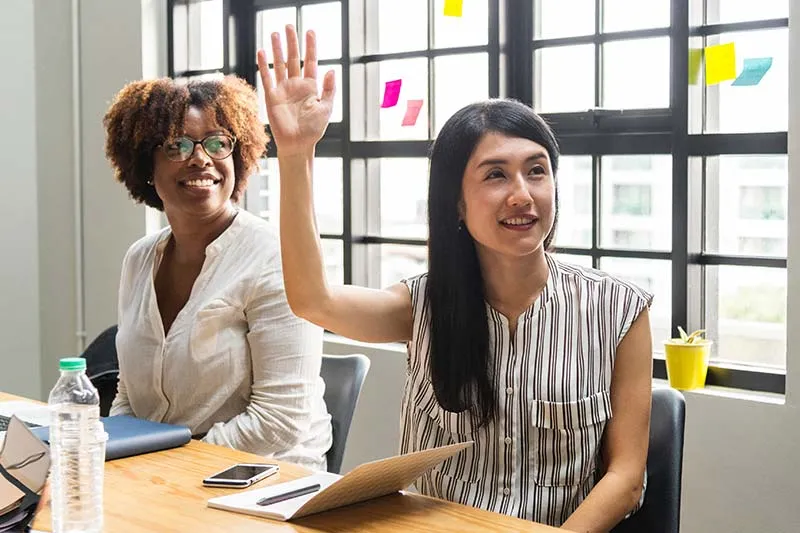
[103,75,332,470]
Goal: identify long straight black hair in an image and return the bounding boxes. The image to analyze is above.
[427,99,560,426]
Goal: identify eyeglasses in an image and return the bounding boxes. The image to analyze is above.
[160,134,236,162]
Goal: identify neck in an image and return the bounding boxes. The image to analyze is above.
[477,246,550,317]
[164,203,237,264]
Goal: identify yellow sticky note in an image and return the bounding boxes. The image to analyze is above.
[688,48,703,85]
[705,42,736,86]
[444,0,463,17]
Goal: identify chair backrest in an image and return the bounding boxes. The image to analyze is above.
[612,387,686,533]
[320,354,371,474]
[80,325,120,417]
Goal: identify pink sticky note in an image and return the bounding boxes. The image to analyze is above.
[402,99,424,126]
[381,79,402,108]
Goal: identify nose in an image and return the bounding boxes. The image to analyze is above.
[187,142,213,167]
[506,173,533,207]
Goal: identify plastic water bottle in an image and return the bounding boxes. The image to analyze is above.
[48,357,106,533]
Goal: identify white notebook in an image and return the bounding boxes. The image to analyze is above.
[207,441,472,522]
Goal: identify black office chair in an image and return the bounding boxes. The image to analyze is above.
[80,325,120,417]
[320,354,371,474]
[612,387,686,533]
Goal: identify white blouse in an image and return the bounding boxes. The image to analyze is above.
[400,254,652,526]
[110,210,332,470]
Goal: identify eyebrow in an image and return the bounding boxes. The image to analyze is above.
[177,129,227,138]
[476,153,549,169]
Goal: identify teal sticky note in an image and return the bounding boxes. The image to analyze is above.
[731,57,773,87]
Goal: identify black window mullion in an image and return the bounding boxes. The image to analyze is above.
[670,0,690,349]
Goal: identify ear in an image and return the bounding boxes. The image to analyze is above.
[457,198,466,222]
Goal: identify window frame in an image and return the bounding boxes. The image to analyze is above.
[167,0,788,393]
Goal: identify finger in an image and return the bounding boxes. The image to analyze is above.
[285,24,302,78]
[256,49,274,94]
[303,30,318,80]
[271,32,287,81]
[321,69,336,108]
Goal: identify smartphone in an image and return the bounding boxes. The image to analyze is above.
[202,463,279,488]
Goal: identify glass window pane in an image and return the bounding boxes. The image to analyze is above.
[535,44,595,113]
[600,156,671,251]
[706,0,788,24]
[300,2,341,60]
[553,253,593,268]
[189,0,224,71]
[707,265,786,369]
[534,0,594,39]
[378,158,429,239]
[434,54,489,134]
[368,0,427,54]
[705,156,787,257]
[600,257,672,354]
[603,38,670,109]
[322,239,345,285]
[255,7,298,124]
[172,3,188,72]
[254,158,343,235]
[554,156,593,248]
[706,29,788,134]
[603,0,670,32]
[433,0,488,48]
[378,244,428,288]
[377,58,429,141]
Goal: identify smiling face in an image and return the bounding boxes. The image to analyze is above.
[152,105,236,222]
[459,132,556,260]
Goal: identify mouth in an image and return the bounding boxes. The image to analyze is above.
[179,174,222,189]
[500,215,538,230]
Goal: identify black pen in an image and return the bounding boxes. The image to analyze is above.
[256,483,321,506]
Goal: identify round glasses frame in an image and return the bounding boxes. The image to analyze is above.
[160,134,237,162]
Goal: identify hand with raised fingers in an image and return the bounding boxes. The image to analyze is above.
[256,25,335,157]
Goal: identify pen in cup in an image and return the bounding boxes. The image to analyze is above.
[256,483,321,506]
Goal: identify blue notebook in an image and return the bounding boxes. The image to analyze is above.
[31,416,192,461]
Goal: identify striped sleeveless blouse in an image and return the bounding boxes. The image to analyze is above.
[399,254,653,526]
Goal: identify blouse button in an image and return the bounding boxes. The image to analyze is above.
[503,487,511,496]
[506,387,513,395]
[504,436,512,445]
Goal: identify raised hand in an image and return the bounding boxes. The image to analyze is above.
[256,25,335,157]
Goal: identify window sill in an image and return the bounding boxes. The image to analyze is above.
[323,333,787,402]
[653,378,785,405]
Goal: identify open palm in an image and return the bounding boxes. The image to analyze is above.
[257,26,335,157]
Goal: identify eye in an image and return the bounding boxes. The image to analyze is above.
[486,169,505,180]
[529,164,547,176]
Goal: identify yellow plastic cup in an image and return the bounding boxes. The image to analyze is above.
[663,340,712,390]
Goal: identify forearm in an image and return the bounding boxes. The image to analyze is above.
[278,149,331,316]
[109,376,133,416]
[202,397,310,455]
[562,470,644,533]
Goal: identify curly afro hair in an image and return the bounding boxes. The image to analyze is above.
[103,75,269,210]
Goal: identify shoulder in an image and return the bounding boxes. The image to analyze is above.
[549,255,653,307]
[227,210,281,266]
[235,209,280,245]
[401,272,429,297]
[123,227,169,268]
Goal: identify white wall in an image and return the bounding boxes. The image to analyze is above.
[79,0,148,349]
[2,0,162,399]
[0,0,42,398]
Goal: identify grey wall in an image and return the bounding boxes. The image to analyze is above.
[0,0,42,398]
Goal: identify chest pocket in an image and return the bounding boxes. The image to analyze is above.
[190,299,244,364]
[412,380,480,484]
[529,390,612,487]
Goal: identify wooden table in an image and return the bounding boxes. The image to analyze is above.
[2,393,566,532]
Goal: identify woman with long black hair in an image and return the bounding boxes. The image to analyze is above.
[258,25,654,532]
